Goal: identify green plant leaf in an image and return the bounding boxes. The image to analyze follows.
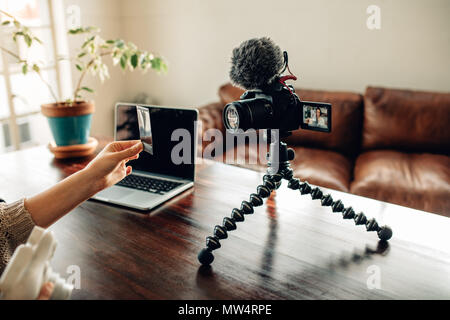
[1,21,10,25]
[76,64,83,71]
[81,86,94,93]
[68,26,99,34]
[33,36,42,44]
[77,52,87,58]
[115,39,125,49]
[120,54,127,69]
[130,53,138,69]
[13,20,20,28]
[22,64,28,74]
[106,39,115,44]
[81,35,95,49]
[161,61,168,73]
[68,27,82,34]
[151,57,161,70]
[32,64,40,73]
[24,34,32,47]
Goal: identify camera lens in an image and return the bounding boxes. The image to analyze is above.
[223,99,274,132]
[224,105,240,130]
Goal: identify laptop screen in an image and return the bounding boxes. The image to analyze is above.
[115,104,197,181]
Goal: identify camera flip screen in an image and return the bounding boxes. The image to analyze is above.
[136,105,153,154]
[300,102,332,133]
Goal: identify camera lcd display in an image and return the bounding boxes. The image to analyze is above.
[300,102,332,133]
[136,105,153,154]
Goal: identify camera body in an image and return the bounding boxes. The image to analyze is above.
[223,79,331,133]
[224,80,301,133]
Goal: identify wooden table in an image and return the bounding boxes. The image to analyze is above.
[0,145,449,299]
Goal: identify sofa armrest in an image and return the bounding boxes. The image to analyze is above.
[198,102,227,158]
[199,101,226,136]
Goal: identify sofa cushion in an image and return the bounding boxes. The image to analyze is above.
[350,150,450,216]
[362,87,450,154]
[218,143,352,192]
[290,147,353,192]
[218,83,364,157]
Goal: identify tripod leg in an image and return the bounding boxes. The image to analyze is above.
[198,174,280,266]
[283,171,393,241]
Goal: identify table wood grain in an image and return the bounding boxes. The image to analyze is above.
[0,145,449,299]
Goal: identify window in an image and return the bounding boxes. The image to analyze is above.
[0,0,70,153]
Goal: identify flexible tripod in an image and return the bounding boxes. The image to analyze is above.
[198,130,393,265]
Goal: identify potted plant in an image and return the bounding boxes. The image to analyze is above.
[1,10,166,151]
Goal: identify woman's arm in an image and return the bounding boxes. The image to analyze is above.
[24,140,143,228]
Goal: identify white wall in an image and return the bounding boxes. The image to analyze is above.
[64,0,450,136]
[63,0,125,137]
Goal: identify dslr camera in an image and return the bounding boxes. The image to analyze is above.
[223,38,331,134]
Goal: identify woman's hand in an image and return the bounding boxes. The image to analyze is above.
[25,140,143,228]
[84,140,144,192]
[37,282,54,300]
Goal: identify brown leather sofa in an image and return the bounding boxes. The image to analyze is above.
[198,84,450,217]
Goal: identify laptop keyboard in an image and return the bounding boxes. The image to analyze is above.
[117,175,182,194]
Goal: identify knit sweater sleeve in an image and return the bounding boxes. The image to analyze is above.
[0,199,35,275]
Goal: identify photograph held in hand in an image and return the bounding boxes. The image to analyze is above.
[137,105,154,155]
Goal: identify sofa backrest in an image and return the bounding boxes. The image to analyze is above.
[362,87,450,154]
[219,83,245,105]
[219,83,364,157]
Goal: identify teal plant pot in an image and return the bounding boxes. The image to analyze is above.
[46,114,92,146]
[41,101,95,147]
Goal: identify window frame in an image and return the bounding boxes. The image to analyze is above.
[0,0,69,152]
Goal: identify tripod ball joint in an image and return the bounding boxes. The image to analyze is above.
[321,194,333,206]
[223,217,237,231]
[206,236,221,250]
[250,194,263,206]
[271,174,283,183]
[214,225,228,239]
[342,207,356,219]
[332,200,344,212]
[287,148,295,161]
[281,167,294,180]
[232,208,245,222]
[198,248,214,265]
[311,187,323,200]
[354,212,367,225]
[378,225,393,241]
[287,178,300,190]
[299,181,312,195]
[257,185,271,198]
[241,201,255,214]
[264,180,276,190]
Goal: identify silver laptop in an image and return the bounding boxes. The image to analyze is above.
[91,103,198,211]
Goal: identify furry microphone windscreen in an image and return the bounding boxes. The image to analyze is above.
[229,37,284,90]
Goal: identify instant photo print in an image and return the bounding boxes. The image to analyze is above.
[136,105,154,155]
